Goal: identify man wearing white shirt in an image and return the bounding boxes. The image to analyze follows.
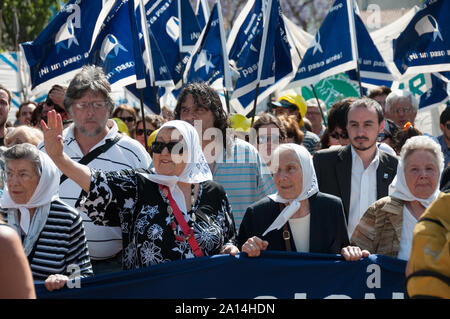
[313,98,398,237]
[39,66,151,274]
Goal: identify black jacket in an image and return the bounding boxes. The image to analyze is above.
[237,192,349,254]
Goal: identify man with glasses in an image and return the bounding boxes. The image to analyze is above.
[384,90,418,128]
[313,98,398,238]
[438,106,450,168]
[39,65,151,274]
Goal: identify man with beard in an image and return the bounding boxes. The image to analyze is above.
[39,65,151,274]
[313,98,398,238]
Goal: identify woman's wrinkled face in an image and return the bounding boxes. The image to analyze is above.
[404,149,440,199]
[6,159,40,204]
[272,149,303,200]
[152,127,187,176]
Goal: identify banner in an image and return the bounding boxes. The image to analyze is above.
[392,0,450,77]
[35,252,407,299]
[21,0,115,93]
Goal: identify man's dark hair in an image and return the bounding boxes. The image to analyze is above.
[368,86,391,99]
[0,84,12,104]
[346,98,384,124]
[174,82,229,141]
[440,105,450,125]
[327,97,356,132]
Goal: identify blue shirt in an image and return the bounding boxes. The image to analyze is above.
[437,135,450,168]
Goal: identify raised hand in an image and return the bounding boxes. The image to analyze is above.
[41,110,64,162]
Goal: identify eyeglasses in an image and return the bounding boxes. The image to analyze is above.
[392,107,412,115]
[258,134,280,144]
[330,131,349,139]
[118,116,135,123]
[136,129,154,137]
[151,141,185,154]
[74,101,109,111]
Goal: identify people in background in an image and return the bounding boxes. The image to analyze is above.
[437,106,450,167]
[112,104,138,139]
[15,101,37,126]
[368,86,391,114]
[385,90,418,128]
[305,98,327,138]
[4,126,44,147]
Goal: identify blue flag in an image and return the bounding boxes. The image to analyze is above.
[346,9,394,89]
[419,73,448,110]
[392,0,450,77]
[21,0,115,92]
[183,2,231,92]
[88,0,137,89]
[178,0,202,53]
[288,0,357,88]
[228,0,294,115]
[195,0,210,30]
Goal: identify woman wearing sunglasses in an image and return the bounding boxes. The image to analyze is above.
[135,114,164,149]
[112,104,138,139]
[42,111,238,270]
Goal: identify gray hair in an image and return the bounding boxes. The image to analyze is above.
[385,90,419,113]
[400,135,444,173]
[64,65,114,114]
[2,143,42,177]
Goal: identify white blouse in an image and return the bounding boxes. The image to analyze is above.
[288,213,311,253]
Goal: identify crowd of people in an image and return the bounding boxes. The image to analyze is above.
[0,66,449,299]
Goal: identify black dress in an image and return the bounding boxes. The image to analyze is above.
[237,192,350,254]
[77,169,236,270]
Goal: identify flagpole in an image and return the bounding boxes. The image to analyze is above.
[284,15,327,126]
[217,0,231,114]
[251,0,273,125]
[348,0,363,97]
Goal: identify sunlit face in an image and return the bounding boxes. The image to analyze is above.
[179,94,215,135]
[273,149,303,200]
[387,99,417,128]
[136,120,155,147]
[19,103,36,125]
[404,150,440,199]
[152,127,187,176]
[70,91,110,137]
[347,106,383,152]
[0,89,10,127]
[116,110,136,133]
[6,159,40,204]
[305,106,323,133]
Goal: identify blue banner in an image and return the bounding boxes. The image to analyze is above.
[288,0,356,88]
[35,252,407,299]
[419,73,448,110]
[393,0,450,77]
[179,0,202,52]
[21,0,115,92]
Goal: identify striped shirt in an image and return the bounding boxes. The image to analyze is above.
[213,138,276,231]
[39,121,152,260]
[5,200,93,281]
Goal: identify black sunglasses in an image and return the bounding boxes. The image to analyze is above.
[45,97,65,113]
[136,129,153,136]
[119,116,135,123]
[151,141,185,154]
[330,131,348,139]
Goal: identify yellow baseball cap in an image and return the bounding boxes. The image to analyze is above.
[273,94,307,127]
[229,113,251,132]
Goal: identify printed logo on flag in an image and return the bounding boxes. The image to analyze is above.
[415,15,443,41]
[55,4,81,53]
[194,50,215,73]
[312,32,323,55]
[100,34,128,62]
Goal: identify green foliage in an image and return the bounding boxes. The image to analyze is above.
[0,0,63,51]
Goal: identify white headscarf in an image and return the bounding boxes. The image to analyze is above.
[263,144,319,236]
[0,150,60,255]
[142,120,212,212]
[389,156,442,208]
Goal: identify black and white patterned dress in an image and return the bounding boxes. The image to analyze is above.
[76,169,237,270]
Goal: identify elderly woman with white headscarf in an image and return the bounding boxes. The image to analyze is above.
[238,143,368,261]
[42,111,238,270]
[351,135,444,260]
[0,143,92,291]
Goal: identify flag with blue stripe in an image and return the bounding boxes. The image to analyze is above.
[20,0,115,93]
[288,0,357,88]
[346,8,394,89]
[183,2,231,92]
[228,0,294,115]
[179,0,202,53]
[392,0,450,77]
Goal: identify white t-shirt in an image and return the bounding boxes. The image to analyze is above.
[288,214,311,253]
[39,121,152,260]
[397,205,418,260]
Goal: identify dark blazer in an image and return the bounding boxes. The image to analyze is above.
[237,192,349,254]
[313,144,398,221]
